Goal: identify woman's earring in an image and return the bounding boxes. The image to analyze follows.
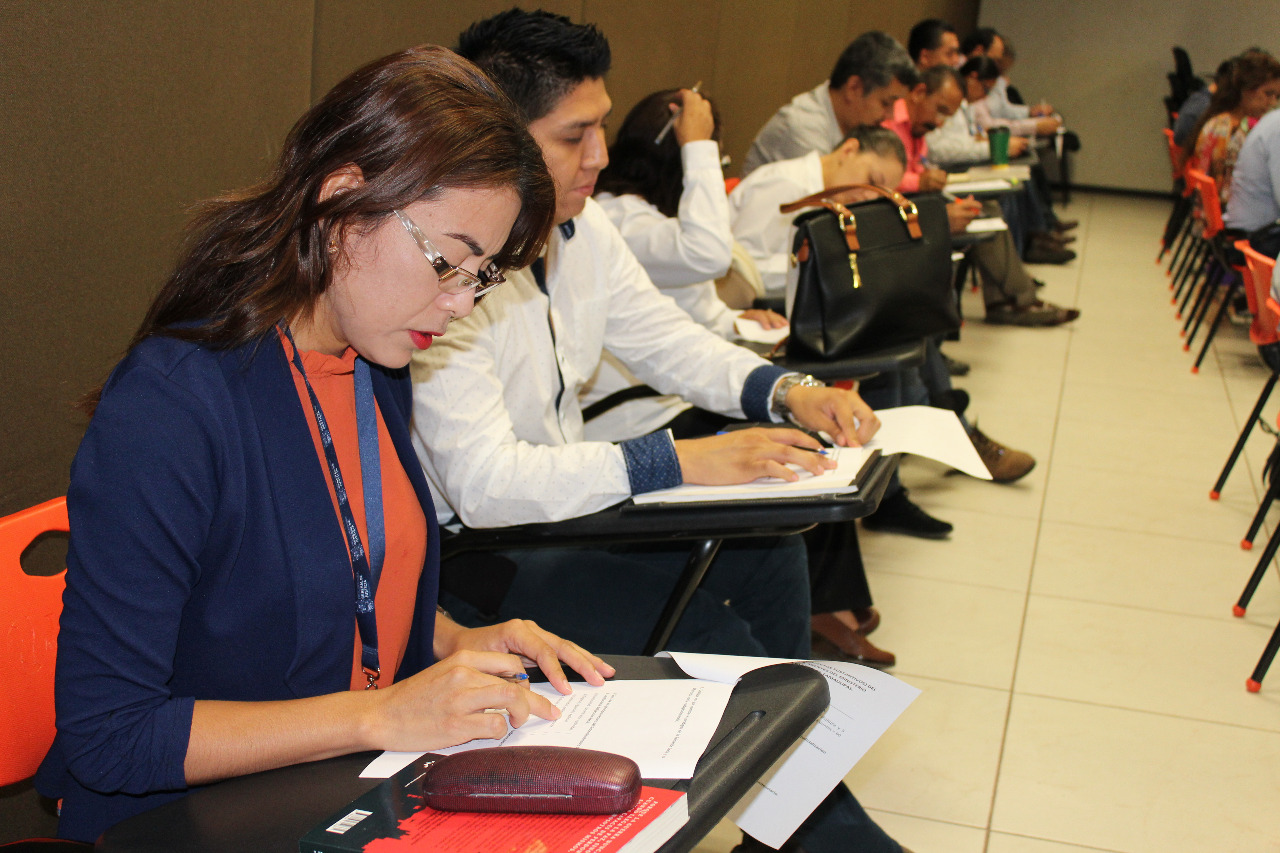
[327,236,339,255]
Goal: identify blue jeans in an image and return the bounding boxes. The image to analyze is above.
[439,534,811,658]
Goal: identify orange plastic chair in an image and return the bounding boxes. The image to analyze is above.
[1,497,68,786]
[723,177,741,194]
[1160,129,1196,269]
[1180,169,1245,372]
[1213,245,1280,509]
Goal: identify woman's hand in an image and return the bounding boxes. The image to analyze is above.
[783,385,879,447]
[675,427,835,485]
[672,89,715,145]
[367,649,563,752]
[738,308,787,329]
[435,616,614,695]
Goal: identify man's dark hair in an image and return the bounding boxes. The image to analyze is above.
[840,125,907,166]
[456,7,611,122]
[959,56,1001,82]
[920,64,963,96]
[829,31,919,92]
[907,19,956,63]
[960,27,1001,57]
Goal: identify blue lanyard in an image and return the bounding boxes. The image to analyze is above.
[282,326,386,689]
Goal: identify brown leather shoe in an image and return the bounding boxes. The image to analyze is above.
[854,606,880,635]
[985,300,1080,327]
[970,426,1036,482]
[811,613,896,667]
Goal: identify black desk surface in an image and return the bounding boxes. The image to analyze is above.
[97,656,830,853]
[444,451,898,554]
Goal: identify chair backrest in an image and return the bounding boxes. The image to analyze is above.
[1185,169,1224,238]
[724,177,741,194]
[1239,240,1280,346]
[0,497,69,787]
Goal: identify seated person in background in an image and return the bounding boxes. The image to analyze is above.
[730,123,1038,484]
[1188,50,1280,208]
[415,12,905,853]
[910,19,1030,167]
[907,17,962,72]
[590,87,898,678]
[956,55,1075,265]
[1173,58,1230,150]
[742,30,918,177]
[35,45,614,844]
[1226,106,1280,240]
[960,27,1061,137]
[589,86,786,440]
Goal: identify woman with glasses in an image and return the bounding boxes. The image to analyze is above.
[37,45,613,843]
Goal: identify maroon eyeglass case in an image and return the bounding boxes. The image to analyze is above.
[420,746,642,814]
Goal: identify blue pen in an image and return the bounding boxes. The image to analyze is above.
[503,672,530,684]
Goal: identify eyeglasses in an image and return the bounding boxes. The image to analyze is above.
[393,209,505,298]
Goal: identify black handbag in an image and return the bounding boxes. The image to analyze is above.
[782,185,958,360]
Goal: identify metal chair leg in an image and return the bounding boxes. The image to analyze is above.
[1246,620,1280,692]
[1236,518,1280,614]
[642,538,722,656]
[1242,454,1280,550]
[1182,259,1222,341]
[1212,372,1280,499]
[1174,244,1208,312]
[1192,279,1239,372]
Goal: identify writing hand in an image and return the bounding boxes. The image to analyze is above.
[675,427,835,485]
[783,385,879,447]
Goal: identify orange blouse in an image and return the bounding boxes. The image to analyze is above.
[282,335,428,690]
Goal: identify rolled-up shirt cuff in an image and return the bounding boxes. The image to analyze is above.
[743,364,792,422]
[621,430,683,494]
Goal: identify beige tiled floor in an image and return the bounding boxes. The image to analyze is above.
[697,193,1280,852]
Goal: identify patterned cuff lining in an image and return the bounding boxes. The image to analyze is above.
[621,430,683,494]
[742,364,792,422]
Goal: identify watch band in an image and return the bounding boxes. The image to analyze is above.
[770,373,824,425]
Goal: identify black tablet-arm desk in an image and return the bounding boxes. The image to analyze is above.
[96,656,831,853]
[442,450,898,655]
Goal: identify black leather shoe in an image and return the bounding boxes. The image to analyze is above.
[862,489,953,539]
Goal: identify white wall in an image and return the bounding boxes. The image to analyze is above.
[980,0,1278,192]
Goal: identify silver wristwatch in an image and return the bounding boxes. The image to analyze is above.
[770,373,824,424]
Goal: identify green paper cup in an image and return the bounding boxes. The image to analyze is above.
[988,127,1011,166]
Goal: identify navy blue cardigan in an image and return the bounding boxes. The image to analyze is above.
[36,334,441,842]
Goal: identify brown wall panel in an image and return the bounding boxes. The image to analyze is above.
[311,0,585,98]
[0,2,312,519]
[585,0,722,139]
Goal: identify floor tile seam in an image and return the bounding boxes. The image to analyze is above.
[860,805,991,832]
[1021,587,1280,626]
[885,669,1016,694]
[1006,688,1280,735]
[863,567,1035,598]
[1023,586,1280,622]
[1035,515,1259,544]
[983,828,1124,853]
[865,569,1030,596]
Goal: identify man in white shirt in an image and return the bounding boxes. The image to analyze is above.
[742,31,918,177]
[411,11,908,853]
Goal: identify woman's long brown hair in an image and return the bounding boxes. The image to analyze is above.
[83,44,554,413]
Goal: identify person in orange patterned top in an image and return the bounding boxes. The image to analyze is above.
[1189,50,1280,207]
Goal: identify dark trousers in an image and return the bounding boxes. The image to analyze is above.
[661,408,874,614]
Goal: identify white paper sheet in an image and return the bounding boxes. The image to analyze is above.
[865,406,992,480]
[945,178,1015,194]
[734,314,790,345]
[631,445,870,505]
[664,652,920,849]
[965,216,1009,234]
[360,679,733,780]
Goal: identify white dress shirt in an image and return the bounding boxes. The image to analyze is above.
[729,151,824,296]
[742,82,843,177]
[588,140,738,441]
[411,198,787,528]
[923,102,990,166]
